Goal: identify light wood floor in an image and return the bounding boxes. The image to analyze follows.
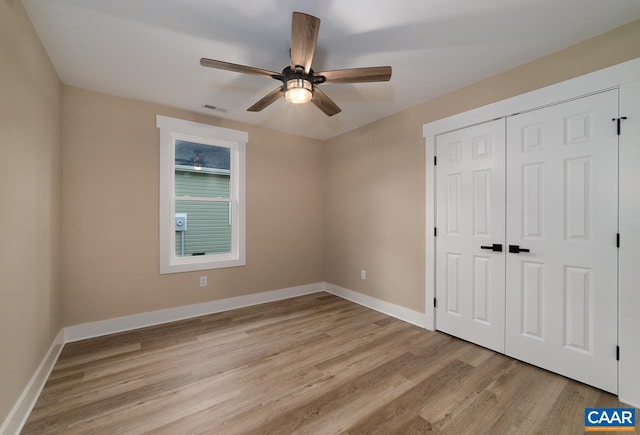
[23,293,631,434]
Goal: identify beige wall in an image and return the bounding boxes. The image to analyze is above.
[324,19,640,313]
[62,87,325,326]
[0,0,63,424]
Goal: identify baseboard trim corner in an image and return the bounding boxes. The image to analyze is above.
[64,282,325,343]
[323,282,426,328]
[618,396,640,410]
[0,329,65,435]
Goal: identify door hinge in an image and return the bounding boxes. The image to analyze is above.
[434,156,437,166]
[434,227,438,237]
[617,233,620,248]
[433,298,437,308]
[612,116,628,135]
[616,346,620,361]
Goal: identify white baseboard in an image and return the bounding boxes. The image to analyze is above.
[1,282,325,434]
[65,282,325,342]
[3,280,421,433]
[323,282,426,328]
[0,329,65,435]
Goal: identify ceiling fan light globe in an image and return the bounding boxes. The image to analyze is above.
[285,87,312,104]
[285,78,313,104]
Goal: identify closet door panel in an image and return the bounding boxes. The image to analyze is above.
[505,90,619,394]
[435,119,506,353]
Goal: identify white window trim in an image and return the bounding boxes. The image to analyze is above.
[157,115,247,274]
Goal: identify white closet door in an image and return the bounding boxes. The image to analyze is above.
[505,90,619,393]
[435,119,506,353]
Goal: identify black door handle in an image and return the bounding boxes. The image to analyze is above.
[508,244,530,253]
[481,244,503,252]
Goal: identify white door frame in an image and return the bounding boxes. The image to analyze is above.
[423,56,640,406]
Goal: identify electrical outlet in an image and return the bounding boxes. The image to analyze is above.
[361,270,367,280]
[199,276,207,287]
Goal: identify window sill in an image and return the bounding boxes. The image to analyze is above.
[160,255,246,274]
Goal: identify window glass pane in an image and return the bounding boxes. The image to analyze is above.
[175,200,231,256]
[175,140,230,198]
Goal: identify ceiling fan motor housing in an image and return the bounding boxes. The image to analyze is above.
[279,67,326,86]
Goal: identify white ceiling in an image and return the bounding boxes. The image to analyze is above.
[22,0,640,140]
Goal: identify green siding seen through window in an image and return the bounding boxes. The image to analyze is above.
[175,171,231,256]
[175,170,229,198]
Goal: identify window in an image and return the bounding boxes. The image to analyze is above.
[157,115,247,274]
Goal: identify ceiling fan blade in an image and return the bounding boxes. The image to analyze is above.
[317,66,392,84]
[311,87,341,117]
[200,58,279,78]
[290,12,320,73]
[247,87,284,112]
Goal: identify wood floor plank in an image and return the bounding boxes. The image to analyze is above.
[249,353,420,434]
[419,352,515,429]
[22,292,637,435]
[343,359,476,434]
[23,374,194,433]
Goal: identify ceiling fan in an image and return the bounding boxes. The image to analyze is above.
[200,12,392,117]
